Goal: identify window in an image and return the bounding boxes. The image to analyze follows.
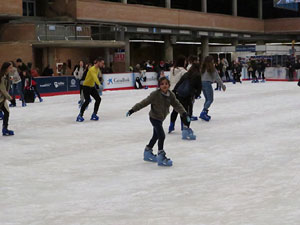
[23,0,36,16]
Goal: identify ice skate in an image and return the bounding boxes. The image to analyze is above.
[190,116,198,121]
[168,122,175,133]
[157,151,172,167]
[2,127,14,136]
[76,114,84,122]
[144,146,157,162]
[90,113,99,121]
[199,109,211,121]
[22,101,27,107]
[39,97,43,102]
[182,127,196,140]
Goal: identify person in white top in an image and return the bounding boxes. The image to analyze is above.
[73,60,85,107]
[168,55,187,133]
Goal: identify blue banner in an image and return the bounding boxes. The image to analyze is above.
[35,76,79,94]
[236,45,256,52]
[274,0,299,11]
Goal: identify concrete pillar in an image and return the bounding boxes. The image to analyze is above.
[122,0,127,4]
[166,0,171,8]
[258,0,263,19]
[42,48,48,69]
[231,39,239,61]
[256,40,264,55]
[48,48,55,73]
[201,0,207,13]
[125,34,130,72]
[201,36,209,62]
[164,35,173,63]
[104,48,110,68]
[232,0,237,16]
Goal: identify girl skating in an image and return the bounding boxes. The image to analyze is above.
[126,77,190,167]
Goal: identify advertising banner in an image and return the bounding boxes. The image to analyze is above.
[265,67,287,79]
[103,73,133,90]
[67,76,80,91]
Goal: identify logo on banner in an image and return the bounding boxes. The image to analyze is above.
[70,79,77,88]
[54,81,65,88]
[40,83,52,88]
[107,77,130,86]
[107,78,113,85]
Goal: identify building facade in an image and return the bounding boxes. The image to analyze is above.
[0,0,300,74]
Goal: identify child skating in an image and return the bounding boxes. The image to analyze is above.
[126,77,191,167]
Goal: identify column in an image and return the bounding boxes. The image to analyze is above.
[232,0,237,16]
[201,36,209,62]
[122,0,127,4]
[258,0,263,19]
[231,39,238,61]
[256,40,264,55]
[164,35,173,63]
[166,0,171,8]
[201,0,207,13]
[125,34,130,72]
[104,48,110,68]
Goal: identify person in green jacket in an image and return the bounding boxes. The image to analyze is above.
[126,77,193,167]
[0,62,14,136]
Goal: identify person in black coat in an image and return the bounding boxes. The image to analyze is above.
[171,63,202,130]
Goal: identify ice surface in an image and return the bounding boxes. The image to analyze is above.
[1,81,300,225]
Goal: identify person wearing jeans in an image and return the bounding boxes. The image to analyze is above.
[9,62,25,107]
[200,56,226,121]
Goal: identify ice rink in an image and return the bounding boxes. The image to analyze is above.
[1,81,300,225]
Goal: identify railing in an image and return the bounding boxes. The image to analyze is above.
[36,23,125,41]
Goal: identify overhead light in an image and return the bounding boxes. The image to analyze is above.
[129,40,164,43]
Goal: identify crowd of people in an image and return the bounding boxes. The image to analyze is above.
[2,54,299,168]
[0,59,43,136]
[127,54,226,166]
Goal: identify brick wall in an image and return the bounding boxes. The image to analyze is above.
[0,24,36,42]
[0,42,33,66]
[0,0,22,16]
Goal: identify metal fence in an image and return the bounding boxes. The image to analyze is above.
[36,23,124,41]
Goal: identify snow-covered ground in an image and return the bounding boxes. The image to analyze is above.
[1,81,300,225]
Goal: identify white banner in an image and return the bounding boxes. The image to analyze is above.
[103,73,133,89]
[265,67,287,79]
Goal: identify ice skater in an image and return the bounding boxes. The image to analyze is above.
[200,56,226,121]
[126,77,191,167]
[168,55,187,133]
[76,58,104,122]
[0,62,14,136]
[73,60,85,106]
[171,62,202,138]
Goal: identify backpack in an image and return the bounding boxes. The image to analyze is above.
[176,77,191,98]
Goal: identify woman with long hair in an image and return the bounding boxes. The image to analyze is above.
[200,56,226,121]
[168,55,187,133]
[172,63,202,140]
[0,62,14,135]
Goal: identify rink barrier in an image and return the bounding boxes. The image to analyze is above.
[33,69,299,97]
[34,72,165,96]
